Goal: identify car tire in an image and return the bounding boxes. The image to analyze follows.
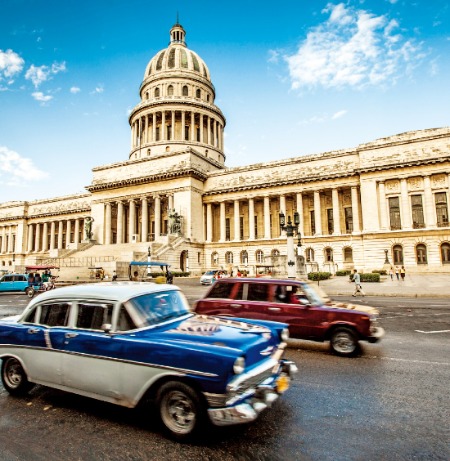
[156,381,204,441]
[25,287,35,298]
[330,327,360,357]
[1,357,34,396]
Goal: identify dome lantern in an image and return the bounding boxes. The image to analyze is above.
[170,23,186,47]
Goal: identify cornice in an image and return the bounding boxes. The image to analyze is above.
[356,156,450,174]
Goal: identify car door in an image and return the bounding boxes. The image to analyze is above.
[0,275,14,292]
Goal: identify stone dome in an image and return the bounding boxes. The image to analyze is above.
[143,23,211,81]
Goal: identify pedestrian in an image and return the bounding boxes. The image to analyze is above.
[112,270,117,282]
[27,272,35,287]
[400,265,406,280]
[165,269,173,284]
[389,266,394,281]
[131,270,139,281]
[34,273,42,287]
[352,269,365,297]
[395,266,400,280]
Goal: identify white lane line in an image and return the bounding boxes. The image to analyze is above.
[415,329,450,334]
[377,357,450,366]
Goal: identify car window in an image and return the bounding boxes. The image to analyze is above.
[3,276,13,282]
[207,282,234,299]
[116,305,136,332]
[76,303,114,330]
[247,283,269,302]
[39,303,71,327]
[22,307,37,323]
[14,275,26,282]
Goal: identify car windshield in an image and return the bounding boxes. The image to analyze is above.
[301,283,327,306]
[203,270,216,276]
[125,290,191,327]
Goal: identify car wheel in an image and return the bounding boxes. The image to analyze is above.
[156,381,203,441]
[330,327,359,357]
[25,287,35,298]
[1,357,34,396]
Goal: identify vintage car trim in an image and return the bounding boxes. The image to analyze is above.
[368,326,385,342]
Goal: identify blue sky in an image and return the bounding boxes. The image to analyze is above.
[1,0,449,202]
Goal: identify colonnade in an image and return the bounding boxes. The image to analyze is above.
[0,225,16,254]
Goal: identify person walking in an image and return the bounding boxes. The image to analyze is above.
[395,266,400,280]
[400,265,406,280]
[389,266,394,280]
[352,269,365,297]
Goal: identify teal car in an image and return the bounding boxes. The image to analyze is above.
[0,274,28,293]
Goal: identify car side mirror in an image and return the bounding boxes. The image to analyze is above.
[101,323,112,333]
[299,299,311,307]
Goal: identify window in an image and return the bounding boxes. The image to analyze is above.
[207,281,235,299]
[155,127,160,141]
[167,125,172,140]
[225,251,233,264]
[168,49,175,68]
[192,54,200,72]
[180,49,188,68]
[76,303,113,330]
[411,195,425,228]
[154,87,160,98]
[435,193,449,227]
[305,247,315,262]
[345,207,353,233]
[248,283,269,302]
[255,250,264,263]
[254,216,258,239]
[116,306,135,331]
[416,244,427,265]
[389,197,402,230]
[271,249,280,258]
[240,250,248,265]
[225,218,230,241]
[156,51,165,70]
[167,85,174,96]
[327,209,333,234]
[324,247,333,262]
[343,247,353,262]
[441,242,450,264]
[196,89,201,98]
[211,251,219,267]
[240,216,244,240]
[393,244,404,265]
[310,210,315,235]
[39,303,70,327]
[184,125,189,140]
[182,85,188,96]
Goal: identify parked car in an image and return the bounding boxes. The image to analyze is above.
[200,269,220,285]
[0,282,297,440]
[193,278,385,357]
[0,274,28,293]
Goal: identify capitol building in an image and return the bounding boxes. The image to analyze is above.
[1,23,450,278]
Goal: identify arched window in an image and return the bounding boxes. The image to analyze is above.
[324,247,333,262]
[192,53,200,72]
[154,87,160,98]
[255,250,264,264]
[156,51,165,70]
[393,244,404,265]
[225,251,233,264]
[196,89,201,98]
[271,249,280,258]
[343,247,353,262]
[240,250,248,265]
[305,247,315,262]
[180,49,188,68]
[167,85,174,96]
[211,252,219,267]
[168,48,175,68]
[182,85,188,96]
[207,94,210,102]
[441,242,450,264]
[416,244,427,264]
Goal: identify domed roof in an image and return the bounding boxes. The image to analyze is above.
[144,23,211,81]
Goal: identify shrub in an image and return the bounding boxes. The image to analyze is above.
[361,273,380,283]
[307,271,331,281]
[372,269,387,275]
[336,270,351,276]
[148,271,190,278]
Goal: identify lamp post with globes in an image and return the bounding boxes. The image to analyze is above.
[279,211,302,279]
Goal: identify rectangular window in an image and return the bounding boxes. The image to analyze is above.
[411,195,425,228]
[327,209,333,234]
[77,303,113,330]
[155,127,160,141]
[167,125,172,140]
[344,207,353,233]
[184,125,189,140]
[254,216,258,239]
[389,197,402,230]
[39,303,70,327]
[225,218,230,241]
[435,192,449,227]
[247,283,269,302]
[240,216,244,240]
[310,210,315,235]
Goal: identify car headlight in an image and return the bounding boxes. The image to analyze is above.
[233,356,245,374]
[281,328,289,341]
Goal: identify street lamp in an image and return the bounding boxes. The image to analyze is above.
[147,246,152,276]
[384,249,390,265]
[279,211,302,279]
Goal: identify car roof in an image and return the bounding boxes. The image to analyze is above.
[215,278,305,285]
[26,282,178,307]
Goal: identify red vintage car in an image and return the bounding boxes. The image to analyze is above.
[193,278,385,357]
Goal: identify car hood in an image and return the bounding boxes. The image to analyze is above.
[0,315,21,323]
[326,301,379,315]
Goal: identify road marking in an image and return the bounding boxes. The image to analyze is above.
[378,357,450,366]
[415,329,450,334]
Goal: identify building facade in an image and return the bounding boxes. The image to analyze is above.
[1,23,450,277]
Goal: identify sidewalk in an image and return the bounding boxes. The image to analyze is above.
[316,273,450,298]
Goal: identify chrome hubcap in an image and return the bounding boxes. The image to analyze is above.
[162,391,196,434]
[4,359,23,389]
[332,332,355,353]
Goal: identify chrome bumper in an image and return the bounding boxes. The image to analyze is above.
[207,360,297,427]
[368,326,385,343]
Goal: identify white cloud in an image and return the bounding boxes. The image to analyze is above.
[32,91,53,102]
[0,49,24,83]
[90,85,104,94]
[70,86,81,93]
[0,146,48,184]
[332,109,347,119]
[298,110,348,125]
[25,61,66,88]
[283,3,423,90]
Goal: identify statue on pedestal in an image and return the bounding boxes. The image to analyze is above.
[84,217,94,240]
[168,209,182,235]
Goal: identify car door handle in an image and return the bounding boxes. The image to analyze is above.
[27,328,40,334]
[65,333,78,339]
[229,304,242,308]
[268,307,281,312]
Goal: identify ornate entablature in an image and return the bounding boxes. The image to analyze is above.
[407,177,423,190]
[29,200,91,217]
[385,180,400,193]
[432,174,447,188]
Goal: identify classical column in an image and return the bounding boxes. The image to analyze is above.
[171,110,175,140]
[141,197,148,242]
[57,221,63,249]
[34,223,41,252]
[128,200,136,242]
[296,192,304,237]
[200,114,204,143]
[168,195,173,211]
[423,175,437,228]
[351,187,361,233]
[181,111,186,141]
[206,203,213,242]
[279,195,286,236]
[145,115,149,143]
[213,121,217,147]
[42,222,48,252]
[207,117,211,145]
[378,182,388,230]
[400,178,412,229]
[105,203,112,244]
[264,196,271,239]
[66,220,71,247]
[190,111,195,141]
[50,222,56,250]
[249,198,255,240]
[234,200,240,241]
[152,113,156,142]
[332,188,341,235]
[220,201,226,242]
[161,111,166,141]
[154,196,161,239]
[74,219,80,245]
[8,227,13,253]
[1,227,6,253]
[314,191,322,236]
[117,202,124,244]
[27,224,34,252]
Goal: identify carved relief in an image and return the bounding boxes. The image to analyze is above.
[431,174,446,188]
[342,192,351,206]
[407,177,423,190]
[325,195,332,207]
[385,180,400,192]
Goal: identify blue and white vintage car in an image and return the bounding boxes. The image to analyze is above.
[0,282,297,440]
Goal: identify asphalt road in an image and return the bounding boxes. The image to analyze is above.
[0,280,449,461]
